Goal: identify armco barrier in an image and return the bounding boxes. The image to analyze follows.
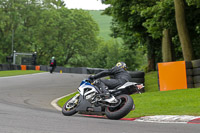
[2,64,10,71]
[40,65,48,71]
[0,64,20,71]
[0,64,145,85]
[87,68,106,74]
[26,65,35,70]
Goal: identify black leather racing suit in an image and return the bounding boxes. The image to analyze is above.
[92,66,131,93]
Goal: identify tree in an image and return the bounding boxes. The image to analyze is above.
[141,0,176,62]
[89,39,145,71]
[141,0,200,61]
[102,0,161,71]
[174,0,194,61]
[162,29,172,62]
[56,9,99,66]
[0,0,100,67]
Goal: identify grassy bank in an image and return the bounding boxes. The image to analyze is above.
[0,70,44,77]
[128,88,200,118]
[57,71,200,118]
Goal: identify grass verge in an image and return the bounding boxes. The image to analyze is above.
[0,70,44,77]
[127,88,200,118]
[57,71,200,118]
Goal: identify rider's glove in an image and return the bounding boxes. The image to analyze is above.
[88,75,95,82]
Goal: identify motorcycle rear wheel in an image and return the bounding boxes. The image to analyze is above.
[62,96,79,116]
[105,94,134,120]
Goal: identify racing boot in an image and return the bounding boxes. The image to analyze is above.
[99,89,118,103]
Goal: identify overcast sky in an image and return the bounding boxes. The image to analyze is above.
[64,0,109,10]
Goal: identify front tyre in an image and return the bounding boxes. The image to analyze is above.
[105,94,134,120]
[62,95,79,116]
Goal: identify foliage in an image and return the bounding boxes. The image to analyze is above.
[1,0,200,70]
[141,0,175,39]
[88,39,147,71]
[102,0,200,67]
[102,0,162,71]
[34,8,99,66]
[186,0,200,7]
[0,0,100,67]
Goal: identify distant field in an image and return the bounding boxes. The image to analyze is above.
[89,10,113,40]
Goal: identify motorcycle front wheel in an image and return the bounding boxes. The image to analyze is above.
[105,94,134,120]
[62,95,79,116]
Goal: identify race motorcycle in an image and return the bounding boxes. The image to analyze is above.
[62,79,143,120]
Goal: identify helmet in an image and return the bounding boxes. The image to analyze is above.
[52,56,55,59]
[116,62,127,70]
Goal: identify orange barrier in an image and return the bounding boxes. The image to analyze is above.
[158,61,187,91]
[35,66,40,71]
[21,65,26,70]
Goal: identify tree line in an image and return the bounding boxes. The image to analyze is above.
[0,0,100,66]
[1,0,200,72]
[0,0,144,71]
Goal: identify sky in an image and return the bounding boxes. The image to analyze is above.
[64,0,110,10]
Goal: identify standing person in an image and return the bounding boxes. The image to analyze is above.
[50,56,56,73]
[89,62,143,102]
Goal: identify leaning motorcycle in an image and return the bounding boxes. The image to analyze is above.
[62,79,141,120]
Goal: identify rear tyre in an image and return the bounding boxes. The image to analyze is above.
[105,94,133,120]
[50,67,53,73]
[62,96,79,116]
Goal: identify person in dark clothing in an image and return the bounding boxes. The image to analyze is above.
[89,62,143,101]
[49,56,56,73]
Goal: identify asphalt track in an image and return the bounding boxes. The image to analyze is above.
[0,72,199,133]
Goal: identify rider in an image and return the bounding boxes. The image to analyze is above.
[50,56,57,73]
[89,62,143,102]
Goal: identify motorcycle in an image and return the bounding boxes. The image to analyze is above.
[49,66,56,73]
[62,79,143,120]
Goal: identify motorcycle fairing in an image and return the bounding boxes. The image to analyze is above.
[117,82,137,90]
[76,95,102,113]
[78,80,98,96]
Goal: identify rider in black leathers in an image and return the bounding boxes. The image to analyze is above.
[50,56,57,73]
[89,62,131,100]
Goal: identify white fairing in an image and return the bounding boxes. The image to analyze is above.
[117,82,137,90]
[78,83,97,97]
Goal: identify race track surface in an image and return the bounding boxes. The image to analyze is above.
[0,72,199,133]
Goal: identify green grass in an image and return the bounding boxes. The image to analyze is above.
[144,71,159,92]
[0,70,44,77]
[57,71,200,118]
[128,88,200,118]
[57,92,79,108]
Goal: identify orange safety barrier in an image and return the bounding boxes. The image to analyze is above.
[158,61,187,91]
[35,66,40,71]
[21,65,26,70]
